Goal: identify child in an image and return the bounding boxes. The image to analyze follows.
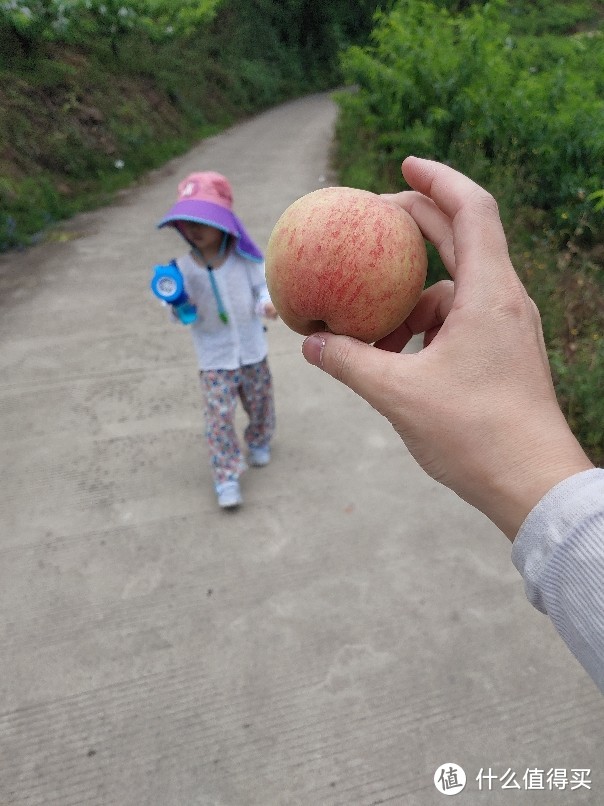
[156,171,277,509]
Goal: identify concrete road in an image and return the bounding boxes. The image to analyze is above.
[0,93,601,806]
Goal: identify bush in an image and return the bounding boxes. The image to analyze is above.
[334,0,604,462]
[337,0,604,245]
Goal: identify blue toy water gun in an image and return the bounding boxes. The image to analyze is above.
[150,261,198,325]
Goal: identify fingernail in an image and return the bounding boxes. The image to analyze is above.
[302,333,326,367]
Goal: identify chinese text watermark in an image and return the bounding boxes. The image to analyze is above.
[434,765,591,795]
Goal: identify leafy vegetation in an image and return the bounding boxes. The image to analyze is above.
[335,0,603,462]
[0,0,377,249]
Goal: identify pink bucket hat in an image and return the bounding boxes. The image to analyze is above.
[157,171,263,262]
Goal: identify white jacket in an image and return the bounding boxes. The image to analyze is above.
[512,467,604,692]
[175,251,272,371]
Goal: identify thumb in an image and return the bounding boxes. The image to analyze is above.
[302,332,400,414]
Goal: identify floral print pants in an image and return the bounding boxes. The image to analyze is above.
[200,358,276,485]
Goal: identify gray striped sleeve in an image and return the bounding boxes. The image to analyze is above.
[511,468,604,693]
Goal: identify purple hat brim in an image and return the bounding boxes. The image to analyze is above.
[157,199,263,262]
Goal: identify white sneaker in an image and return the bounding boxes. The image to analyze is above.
[248,446,271,467]
[215,480,242,508]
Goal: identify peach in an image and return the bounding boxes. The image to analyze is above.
[265,186,427,343]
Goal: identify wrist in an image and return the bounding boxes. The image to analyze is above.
[481,413,594,540]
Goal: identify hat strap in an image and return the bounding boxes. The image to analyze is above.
[192,233,229,324]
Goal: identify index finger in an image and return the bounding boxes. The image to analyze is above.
[401,156,516,294]
[381,190,456,277]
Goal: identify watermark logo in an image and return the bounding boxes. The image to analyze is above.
[434,763,466,796]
